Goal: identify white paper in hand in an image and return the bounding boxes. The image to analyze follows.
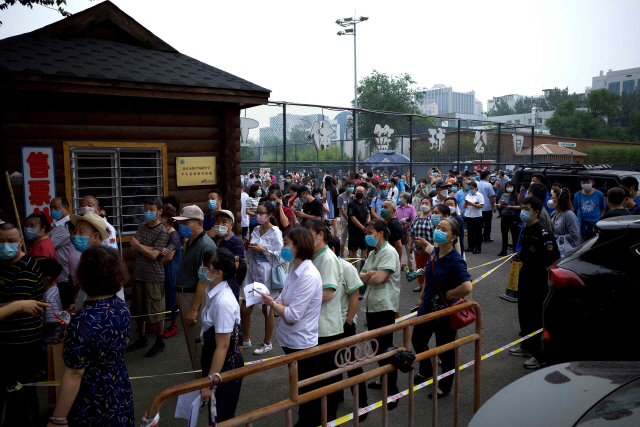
[175,390,202,427]
[243,282,269,307]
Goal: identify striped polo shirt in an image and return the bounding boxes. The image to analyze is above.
[0,255,44,345]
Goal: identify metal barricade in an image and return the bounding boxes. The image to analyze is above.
[144,301,483,427]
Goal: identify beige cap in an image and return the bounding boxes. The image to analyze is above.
[173,205,205,221]
[69,212,110,241]
[210,209,235,223]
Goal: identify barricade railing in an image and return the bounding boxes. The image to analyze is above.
[143,301,483,427]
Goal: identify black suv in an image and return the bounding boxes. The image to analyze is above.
[542,215,640,365]
[511,164,640,196]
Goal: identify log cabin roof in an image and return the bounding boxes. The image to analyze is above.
[0,1,270,99]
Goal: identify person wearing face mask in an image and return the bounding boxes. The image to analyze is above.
[396,174,406,193]
[413,218,472,398]
[389,178,400,201]
[258,227,322,427]
[25,212,56,262]
[509,197,559,370]
[455,179,470,233]
[550,188,580,256]
[348,186,371,260]
[397,193,417,272]
[410,198,435,292]
[242,202,283,356]
[359,220,401,406]
[413,178,429,208]
[197,248,246,422]
[247,183,262,235]
[0,223,45,425]
[619,185,640,215]
[432,181,451,209]
[432,204,462,255]
[159,204,182,339]
[126,198,169,357]
[204,189,223,239]
[601,187,632,219]
[463,181,485,254]
[268,189,293,232]
[210,210,245,263]
[444,197,465,254]
[294,187,323,222]
[77,195,118,249]
[370,181,392,220]
[173,205,217,378]
[573,174,605,243]
[497,181,522,256]
[49,197,73,308]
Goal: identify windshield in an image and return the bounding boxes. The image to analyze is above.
[575,377,640,426]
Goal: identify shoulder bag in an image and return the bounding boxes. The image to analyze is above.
[431,256,476,330]
[269,253,287,290]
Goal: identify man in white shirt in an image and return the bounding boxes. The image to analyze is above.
[464,181,485,254]
[476,170,496,243]
[240,187,249,237]
[48,197,73,308]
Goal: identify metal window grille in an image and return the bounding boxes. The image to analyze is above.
[70,147,163,237]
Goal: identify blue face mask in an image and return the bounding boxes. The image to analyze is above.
[256,190,262,196]
[437,177,442,181]
[380,190,388,197]
[198,266,213,284]
[383,179,389,183]
[464,185,469,191]
[0,243,20,260]
[520,210,532,223]
[286,179,291,183]
[281,246,295,263]
[314,194,321,199]
[431,214,441,226]
[469,189,476,195]
[347,187,354,193]
[70,235,91,252]
[397,198,403,205]
[144,211,157,222]
[433,230,450,245]
[178,223,194,238]
[271,201,278,208]
[380,208,389,219]
[24,228,39,240]
[452,187,458,192]
[51,210,62,221]
[208,200,217,211]
[365,234,378,247]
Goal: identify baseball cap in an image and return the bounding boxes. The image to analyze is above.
[69,211,110,241]
[173,205,204,221]
[436,181,450,189]
[210,209,235,223]
[379,182,389,188]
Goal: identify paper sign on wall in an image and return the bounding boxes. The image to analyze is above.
[21,146,56,223]
[176,156,216,187]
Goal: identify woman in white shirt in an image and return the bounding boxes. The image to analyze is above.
[463,181,485,255]
[258,227,322,427]
[242,202,283,356]
[198,248,244,422]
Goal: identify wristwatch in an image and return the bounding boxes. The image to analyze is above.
[271,301,277,309]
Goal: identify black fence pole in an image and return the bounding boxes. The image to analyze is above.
[283,103,287,173]
[353,109,357,173]
[531,126,535,164]
[409,116,413,187]
[457,119,461,172]
[497,123,501,171]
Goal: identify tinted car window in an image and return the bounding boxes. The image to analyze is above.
[594,177,620,195]
[547,173,581,195]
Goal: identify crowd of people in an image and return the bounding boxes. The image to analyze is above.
[1,166,639,426]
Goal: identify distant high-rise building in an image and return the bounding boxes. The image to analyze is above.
[474,99,483,116]
[416,85,476,115]
[588,67,640,95]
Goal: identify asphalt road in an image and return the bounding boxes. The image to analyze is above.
[39,214,538,426]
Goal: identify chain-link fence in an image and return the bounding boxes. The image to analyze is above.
[240,101,571,183]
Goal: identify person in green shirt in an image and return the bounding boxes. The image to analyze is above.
[359,219,401,409]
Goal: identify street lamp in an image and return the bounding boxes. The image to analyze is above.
[336,16,368,167]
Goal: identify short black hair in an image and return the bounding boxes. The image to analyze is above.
[162,195,180,212]
[297,187,310,198]
[532,173,546,184]
[36,258,62,281]
[354,173,360,180]
[607,187,625,205]
[367,171,373,178]
[551,182,562,189]
[269,189,283,199]
[445,196,458,206]
[144,197,163,211]
[26,213,51,233]
[580,174,593,183]
[303,219,331,243]
[311,188,322,197]
[345,180,354,187]
[208,189,223,200]
[468,181,478,188]
[283,227,314,261]
[390,178,397,185]
[203,247,236,281]
[621,176,639,192]
[522,196,543,216]
[327,236,341,255]
[76,245,128,297]
[366,219,389,240]
[528,182,547,202]
[480,170,489,180]
[57,197,70,209]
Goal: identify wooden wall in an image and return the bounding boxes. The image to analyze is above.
[0,88,243,269]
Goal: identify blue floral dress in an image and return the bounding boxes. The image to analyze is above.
[63,295,134,426]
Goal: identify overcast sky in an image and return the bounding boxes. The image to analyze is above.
[1,0,639,112]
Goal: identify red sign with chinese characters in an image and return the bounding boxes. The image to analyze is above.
[21,147,56,223]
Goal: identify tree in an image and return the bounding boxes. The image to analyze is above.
[0,0,72,25]
[486,99,514,117]
[538,87,570,111]
[354,70,435,153]
[614,89,640,127]
[587,88,620,121]
[513,97,536,114]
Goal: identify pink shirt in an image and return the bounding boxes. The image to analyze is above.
[396,204,416,234]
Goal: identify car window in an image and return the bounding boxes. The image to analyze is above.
[594,177,619,195]
[575,377,640,426]
[546,173,581,195]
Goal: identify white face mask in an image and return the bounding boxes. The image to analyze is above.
[547,200,557,209]
[582,183,592,191]
[78,206,94,216]
[449,206,456,214]
[420,205,430,213]
[214,225,229,236]
[439,190,448,197]
[506,187,514,193]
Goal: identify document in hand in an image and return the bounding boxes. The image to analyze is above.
[243,282,269,307]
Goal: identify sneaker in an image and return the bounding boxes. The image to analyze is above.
[253,342,273,355]
[509,346,532,358]
[242,340,252,348]
[524,356,542,369]
[126,336,149,353]
[163,325,179,339]
[413,285,422,292]
[145,340,166,358]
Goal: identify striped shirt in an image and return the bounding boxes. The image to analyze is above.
[0,255,44,345]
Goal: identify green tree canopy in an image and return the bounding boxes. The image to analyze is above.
[587,88,621,120]
[486,99,514,117]
[513,97,536,114]
[538,87,570,111]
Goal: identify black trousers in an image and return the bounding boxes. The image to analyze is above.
[317,334,343,422]
[201,345,244,423]
[282,346,321,427]
[0,343,40,427]
[517,265,547,362]
[337,322,368,407]
[411,320,457,393]
[482,210,493,240]
[466,217,483,251]
[366,310,398,394]
[500,215,521,252]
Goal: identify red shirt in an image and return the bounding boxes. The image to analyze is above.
[28,237,57,260]
[276,206,294,232]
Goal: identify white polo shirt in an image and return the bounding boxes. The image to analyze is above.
[464,192,485,219]
[201,280,241,341]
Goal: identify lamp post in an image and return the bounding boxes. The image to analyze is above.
[337,15,368,170]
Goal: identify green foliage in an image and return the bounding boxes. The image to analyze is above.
[486,99,514,117]
[538,87,570,111]
[513,97,536,114]
[616,90,640,127]
[580,144,640,163]
[587,88,620,120]
[0,0,73,25]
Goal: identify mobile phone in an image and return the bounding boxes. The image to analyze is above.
[54,310,72,326]
[166,243,175,251]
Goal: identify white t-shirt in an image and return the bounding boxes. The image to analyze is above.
[104,220,118,249]
[201,280,241,341]
[390,186,399,201]
[241,192,249,227]
[464,192,485,219]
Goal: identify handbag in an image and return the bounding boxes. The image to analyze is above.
[431,256,476,330]
[270,256,287,290]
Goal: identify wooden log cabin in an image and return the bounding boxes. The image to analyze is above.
[0,1,269,270]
